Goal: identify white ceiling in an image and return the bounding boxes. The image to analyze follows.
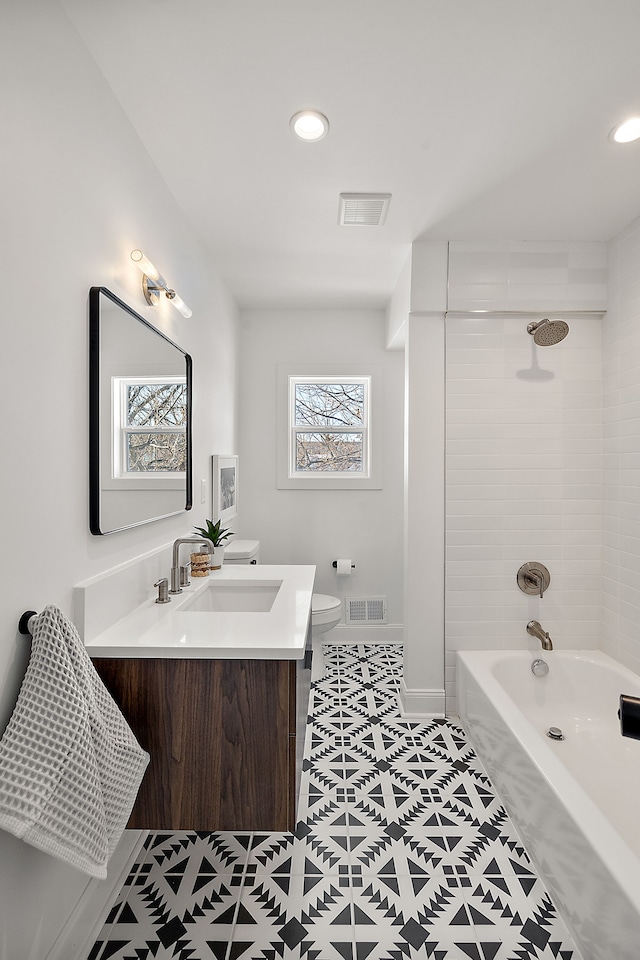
[63,0,640,309]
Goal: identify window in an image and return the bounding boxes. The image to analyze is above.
[291,377,370,477]
[277,364,382,490]
[277,368,381,489]
[113,376,187,480]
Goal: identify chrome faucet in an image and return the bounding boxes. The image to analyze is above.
[527,620,553,651]
[170,538,214,594]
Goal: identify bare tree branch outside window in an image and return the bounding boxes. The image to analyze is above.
[126,383,187,472]
[294,382,366,472]
[128,383,187,427]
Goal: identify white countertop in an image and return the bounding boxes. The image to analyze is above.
[84,564,315,660]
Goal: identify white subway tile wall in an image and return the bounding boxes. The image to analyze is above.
[445,312,603,714]
[448,241,608,314]
[603,217,640,678]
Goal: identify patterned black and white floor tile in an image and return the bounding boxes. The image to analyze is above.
[89,643,581,960]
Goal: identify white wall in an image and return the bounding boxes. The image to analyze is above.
[445,313,603,706]
[406,241,608,714]
[443,243,608,713]
[238,309,405,629]
[0,5,238,957]
[398,241,448,716]
[603,216,640,676]
[440,225,640,702]
[402,312,446,716]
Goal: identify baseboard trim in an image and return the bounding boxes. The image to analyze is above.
[324,624,403,644]
[398,678,445,719]
[46,830,148,960]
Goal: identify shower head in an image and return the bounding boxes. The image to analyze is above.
[527,318,569,346]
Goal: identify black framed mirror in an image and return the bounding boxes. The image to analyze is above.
[89,286,192,535]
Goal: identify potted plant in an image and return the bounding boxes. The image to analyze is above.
[193,518,234,570]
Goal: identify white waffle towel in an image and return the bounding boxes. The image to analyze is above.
[0,605,149,878]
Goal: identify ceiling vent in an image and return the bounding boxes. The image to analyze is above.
[338,193,391,226]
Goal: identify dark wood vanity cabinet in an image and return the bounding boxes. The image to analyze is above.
[92,655,308,832]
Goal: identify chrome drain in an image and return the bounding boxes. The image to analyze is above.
[547,726,565,741]
[531,658,549,677]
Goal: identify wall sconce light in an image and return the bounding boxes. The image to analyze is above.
[130,250,192,318]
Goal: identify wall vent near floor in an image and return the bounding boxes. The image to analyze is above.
[345,596,387,624]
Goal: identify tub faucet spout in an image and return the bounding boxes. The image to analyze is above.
[527,620,553,651]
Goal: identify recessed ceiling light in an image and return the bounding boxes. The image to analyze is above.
[609,117,640,143]
[290,110,329,142]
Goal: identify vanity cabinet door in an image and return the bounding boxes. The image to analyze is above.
[92,657,299,831]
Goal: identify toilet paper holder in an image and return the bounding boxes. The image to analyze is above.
[332,560,355,569]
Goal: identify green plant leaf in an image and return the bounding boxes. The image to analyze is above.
[194,518,234,545]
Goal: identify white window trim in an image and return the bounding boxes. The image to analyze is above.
[277,364,383,490]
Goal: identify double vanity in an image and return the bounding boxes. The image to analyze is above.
[80,561,315,833]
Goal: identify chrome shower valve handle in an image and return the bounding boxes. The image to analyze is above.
[517,562,551,598]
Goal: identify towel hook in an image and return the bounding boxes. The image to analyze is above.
[18,610,39,636]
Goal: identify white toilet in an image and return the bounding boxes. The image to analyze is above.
[224,540,342,638]
[308,593,342,637]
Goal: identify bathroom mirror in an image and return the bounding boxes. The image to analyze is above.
[89,286,192,535]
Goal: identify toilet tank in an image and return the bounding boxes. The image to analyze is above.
[224,540,261,564]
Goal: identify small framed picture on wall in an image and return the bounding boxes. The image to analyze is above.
[212,455,238,523]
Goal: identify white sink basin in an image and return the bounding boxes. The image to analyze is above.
[80,563,315,658]
[179,580,282,613]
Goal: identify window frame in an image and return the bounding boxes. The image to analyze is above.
[111,375,187,487]
[277,364,383,490]
[290,376,370,479]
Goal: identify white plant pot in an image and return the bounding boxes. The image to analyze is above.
[210,545,225,570]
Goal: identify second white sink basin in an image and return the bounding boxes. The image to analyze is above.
[179,580,282,613]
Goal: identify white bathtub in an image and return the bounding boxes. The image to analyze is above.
[457,649,640,960]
